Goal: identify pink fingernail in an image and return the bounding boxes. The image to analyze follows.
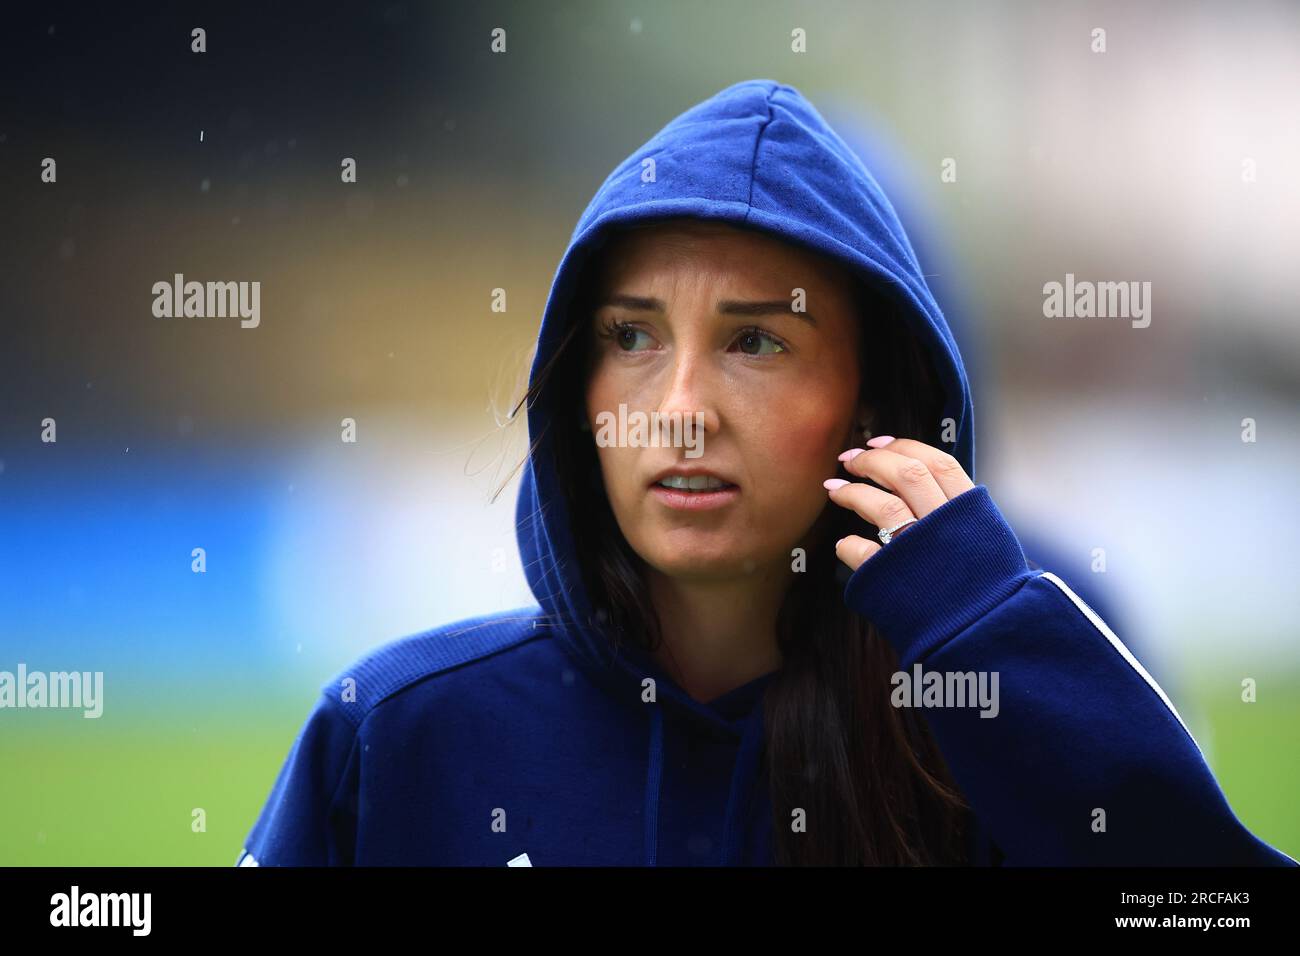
[837,448,865,462]
[865,435,896,448]
[823,478,849,491]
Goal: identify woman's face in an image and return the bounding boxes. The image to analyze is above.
[584,218,866,581]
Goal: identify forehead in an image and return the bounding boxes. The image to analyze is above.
[593,218,859,299]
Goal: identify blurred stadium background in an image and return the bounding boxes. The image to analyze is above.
[2,0,1297,864]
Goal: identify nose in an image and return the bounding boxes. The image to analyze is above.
[656,345,721,441]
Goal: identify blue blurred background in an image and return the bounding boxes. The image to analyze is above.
[2,0,1297,863]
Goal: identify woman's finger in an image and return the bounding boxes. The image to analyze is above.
[838,445,949,518]
[834,533,881,572]
[822,478,918,534]
[844,437,976,502]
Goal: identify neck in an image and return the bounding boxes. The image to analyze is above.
[644,560,789,705]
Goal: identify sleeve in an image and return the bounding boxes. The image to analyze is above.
[843,484,1299,867]
[235,689,362,866]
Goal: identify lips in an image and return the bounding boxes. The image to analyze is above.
[649,482,740,511]
[646,467,740,512]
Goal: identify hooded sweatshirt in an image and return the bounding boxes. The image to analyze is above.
[237,79,1296,867]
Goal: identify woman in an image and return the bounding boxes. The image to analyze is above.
[238,79,1296,866]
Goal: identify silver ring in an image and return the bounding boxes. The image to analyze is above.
[877,517,918,545]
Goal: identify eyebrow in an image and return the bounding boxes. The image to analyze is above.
[595,294,817,327]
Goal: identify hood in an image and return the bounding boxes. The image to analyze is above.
[514,79,974,865]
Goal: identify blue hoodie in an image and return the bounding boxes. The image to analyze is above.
[237,79,1296,867]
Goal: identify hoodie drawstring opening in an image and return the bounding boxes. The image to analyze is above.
[720,703,766,866]
[645,699,766,867]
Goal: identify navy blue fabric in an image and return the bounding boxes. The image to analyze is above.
[239,79,1296,867]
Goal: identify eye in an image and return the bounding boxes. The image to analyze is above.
[597,319,654,352]
[731,326,788,356]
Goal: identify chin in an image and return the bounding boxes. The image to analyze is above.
[643,539,773,580]
[639,545,741,578]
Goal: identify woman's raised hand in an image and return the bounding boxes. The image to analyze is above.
[823,436,977,572]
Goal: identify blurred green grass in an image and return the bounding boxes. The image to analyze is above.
[0,686,317,866]
[2,672,1297,865]
[1182,668,1300,861]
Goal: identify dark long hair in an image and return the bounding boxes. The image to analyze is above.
[497,228,973,865]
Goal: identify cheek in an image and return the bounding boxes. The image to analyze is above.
[594,443,637,501]
[741,382,855,481]
[585,368,642,504]
[585,358,640,426]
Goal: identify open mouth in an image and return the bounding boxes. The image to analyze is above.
[648,474,740,511]
[653,475,737,492]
